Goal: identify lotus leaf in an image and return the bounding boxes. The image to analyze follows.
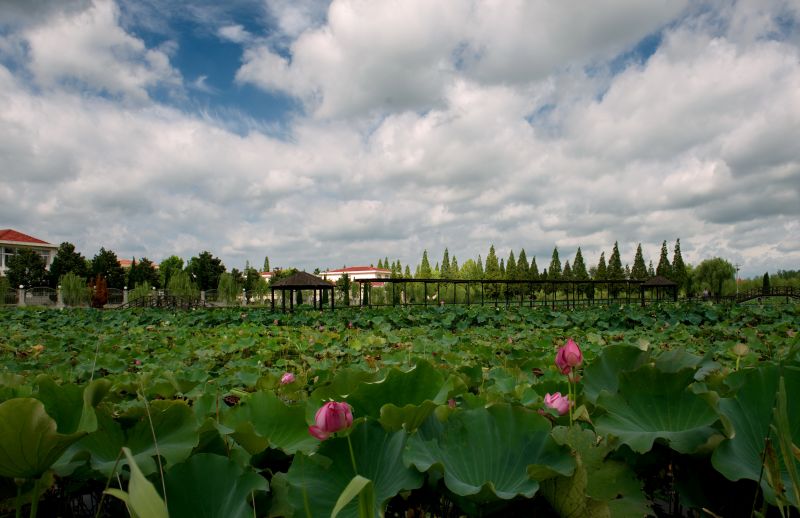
[711,364,800,506]
[105,447,169,518]
[582,345,648,405]
[285,420,422,517]
[595,366,720,453]
[80,400,200,476]
[404,404,574,501]
[223,391,319,455]
[163,453,268,518]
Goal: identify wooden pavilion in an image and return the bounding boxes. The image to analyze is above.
[270,271,335,311]
[639,275,678,305]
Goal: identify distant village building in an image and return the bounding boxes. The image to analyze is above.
[320,266,391,286]
[0,229,58,275]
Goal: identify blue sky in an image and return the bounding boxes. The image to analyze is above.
[0,0,798,277]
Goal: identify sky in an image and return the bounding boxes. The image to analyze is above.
[1,0,798,278]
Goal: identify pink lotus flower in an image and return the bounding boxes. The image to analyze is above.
[544,392,571,415]
[280,372,295,385]
[309,401,353,440]
[555,338,583,374]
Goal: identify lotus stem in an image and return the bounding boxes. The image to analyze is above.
[347,435,359,476]
[28,477,41,518]
[14,481,22,518]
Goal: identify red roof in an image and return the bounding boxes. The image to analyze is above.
[325,266,391,274]
[0,229,51,245]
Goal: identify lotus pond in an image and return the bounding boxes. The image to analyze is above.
[0,303,798,517]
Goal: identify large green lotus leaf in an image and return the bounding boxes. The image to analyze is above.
[81,400,199,476]
[583,345,649,404]
[404,404,574,501]
[286,420,422,518]
[595,366,720,454]
[223,391,319,455]
[35,376,110,434]
[551,426,650,516]
[309,367,381,405]
[0,398,88,479]
[163,453,268,518]
[711,365,800,506]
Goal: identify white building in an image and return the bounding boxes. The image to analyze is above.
[320,266,391,286]
[0,229,58,276]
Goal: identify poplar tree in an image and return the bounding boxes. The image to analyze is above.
[517,249,530,279]
[506,250,517,280]
[672,239,687,292]
[477,255,484,278]
[451,256,459,278]
[595,252,607,280]
[572,248,588,280]
[648,260,655,277]
[548,247,562,280]
[499,258,505,276]
[656,240,672,278]
[484,246,501,298]
[607,242,624,280]
[377,258,384,269]
[441,248,451,279]
[263,256,270,272]
[631,244,647,280]
[530,256,539,281]
[419,250,432,278]
[563,260,573,279]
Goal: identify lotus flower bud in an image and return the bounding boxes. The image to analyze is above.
[309,401,353,440]
[544,392,571,415]
[555,338,583,374]
[280,372,295,385]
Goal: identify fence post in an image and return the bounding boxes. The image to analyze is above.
[200,290,206,304]
[56,285,64,309]
[18,286,25,307]
[242,288,247,306]
[123,287,129,305]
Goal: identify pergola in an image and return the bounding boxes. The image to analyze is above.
[270,271,335,311]
[639,275,678,305]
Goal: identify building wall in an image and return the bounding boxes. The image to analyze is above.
[0,244,57,275]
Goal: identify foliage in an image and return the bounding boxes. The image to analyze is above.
[90,274,108,308]
[217,272,241,304]
[5,248,48,288]
[166,270,199,299]
[48,242,88,288]
[0,303,798,517]
[693,257,737,296]
[158,255,184,289]
[128,257,160,289]
[186,251,226,291]
[60,271,90,306]
[129,282,153,302]
[91,248,126,289]
[656,240,672,279]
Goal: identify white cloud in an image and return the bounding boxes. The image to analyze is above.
[22,0,181,101]
[0,0,798,278]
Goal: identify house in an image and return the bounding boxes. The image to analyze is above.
[320,266,391,286]
[0,229,58,275]
[260,270,274,282]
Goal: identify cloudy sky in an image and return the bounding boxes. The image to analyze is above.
[1,0,798,277]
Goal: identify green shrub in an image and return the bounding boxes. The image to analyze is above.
[167,271,199,299]
[129,283,152,302]
[60,272,90,306]
[217,272,240,304]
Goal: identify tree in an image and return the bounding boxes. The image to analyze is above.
[128,257,159,289]
[460,259,480,280]
[336,273,351,305]
[48,242,88,287]
[476,255,484,278]
[377,258,384,269]
[530,256,539,281]
[418,250,432,278]
[450,256,459,278]
[572,247,590,298]
[6,249,48,288]
[693,258,736,297]
[672,239,687,292]
[762,272,770,294]
[484,245,501,298]
[607,242,624,280]
[263,256,270,272]
[217,272,241,304]
[648,260,655,277]
[562,260,572,280]
[630,244,647,280]
[548,247,562,281]
[656,240,671,278]
[186,251,226,291]
[595,252,607,280]
[167,270,199,299]
[517,249,530,280]
[607,241,624,297]
[159,256,184,289]
[91,248,126,289]
[440,248,451,279]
